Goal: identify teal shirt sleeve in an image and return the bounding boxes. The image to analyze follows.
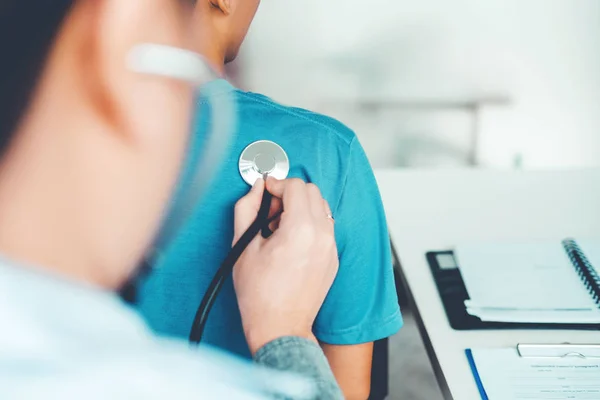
[313,138,402,345]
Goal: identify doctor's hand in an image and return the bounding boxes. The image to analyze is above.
[232,178,339,355]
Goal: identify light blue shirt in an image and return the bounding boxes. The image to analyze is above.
[0,259,311,399]
[138,80,402,357]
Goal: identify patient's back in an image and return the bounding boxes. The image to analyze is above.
[138,79,402,358]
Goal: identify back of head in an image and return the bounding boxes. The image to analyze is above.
[0,0,74,157]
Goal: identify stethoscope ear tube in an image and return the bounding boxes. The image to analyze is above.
[189,185,276,344]
[154,89,237,263]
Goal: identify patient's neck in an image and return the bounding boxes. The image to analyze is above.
[192,22,227,76]
[198,44,226,76]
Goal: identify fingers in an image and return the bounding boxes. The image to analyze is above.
[266,178,333,234]
[306,183,325,220]
[323,198,332,217]
[265,178,310,220]
[268,216,281,233]
[268,196,283,220]
[233,178,265,244]
[323,199,334,230]
[266,178,326,219]
[306,183,333,231]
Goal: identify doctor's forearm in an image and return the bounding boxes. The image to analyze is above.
[254,337,344,400]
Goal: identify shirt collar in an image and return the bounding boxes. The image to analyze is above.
[200,78,236,97]
[0,255,151,353]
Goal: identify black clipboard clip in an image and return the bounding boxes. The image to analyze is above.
[517,343,600,359]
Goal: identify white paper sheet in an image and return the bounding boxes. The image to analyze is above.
[465,307,600,323]
[469,348,600,400]
[455,241,598,313]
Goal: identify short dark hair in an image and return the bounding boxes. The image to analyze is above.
[0,1,74,157]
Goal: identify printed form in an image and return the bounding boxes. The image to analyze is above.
[468,348,600,399]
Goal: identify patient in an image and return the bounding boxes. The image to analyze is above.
[137,1,402,398]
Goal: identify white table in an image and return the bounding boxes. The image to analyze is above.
[375,168,600,400]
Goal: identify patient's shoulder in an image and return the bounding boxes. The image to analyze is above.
[235,90,356,146]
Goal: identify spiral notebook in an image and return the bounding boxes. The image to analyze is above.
[455,238,600,324]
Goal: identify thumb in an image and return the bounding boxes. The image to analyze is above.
[233,178,265,244]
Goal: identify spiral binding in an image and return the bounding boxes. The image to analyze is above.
[562,238,600,308]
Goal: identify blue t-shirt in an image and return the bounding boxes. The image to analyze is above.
[138,79,402,358]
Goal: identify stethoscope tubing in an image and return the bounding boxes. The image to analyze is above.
[189,185,276,344]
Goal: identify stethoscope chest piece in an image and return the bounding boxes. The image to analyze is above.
[239,140,289,186]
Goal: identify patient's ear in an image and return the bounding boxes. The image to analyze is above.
[209,0,233,15]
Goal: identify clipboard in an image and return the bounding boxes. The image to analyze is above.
[466,343,600,400]
[465,349,489,400]
[427,251,600,330]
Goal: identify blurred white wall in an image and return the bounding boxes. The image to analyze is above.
[234,0,600,169]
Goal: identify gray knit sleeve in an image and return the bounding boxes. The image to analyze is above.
[254,336,344,400]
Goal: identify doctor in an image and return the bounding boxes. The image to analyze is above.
[0,0,342,399]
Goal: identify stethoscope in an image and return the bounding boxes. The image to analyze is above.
[189,141,290,344]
